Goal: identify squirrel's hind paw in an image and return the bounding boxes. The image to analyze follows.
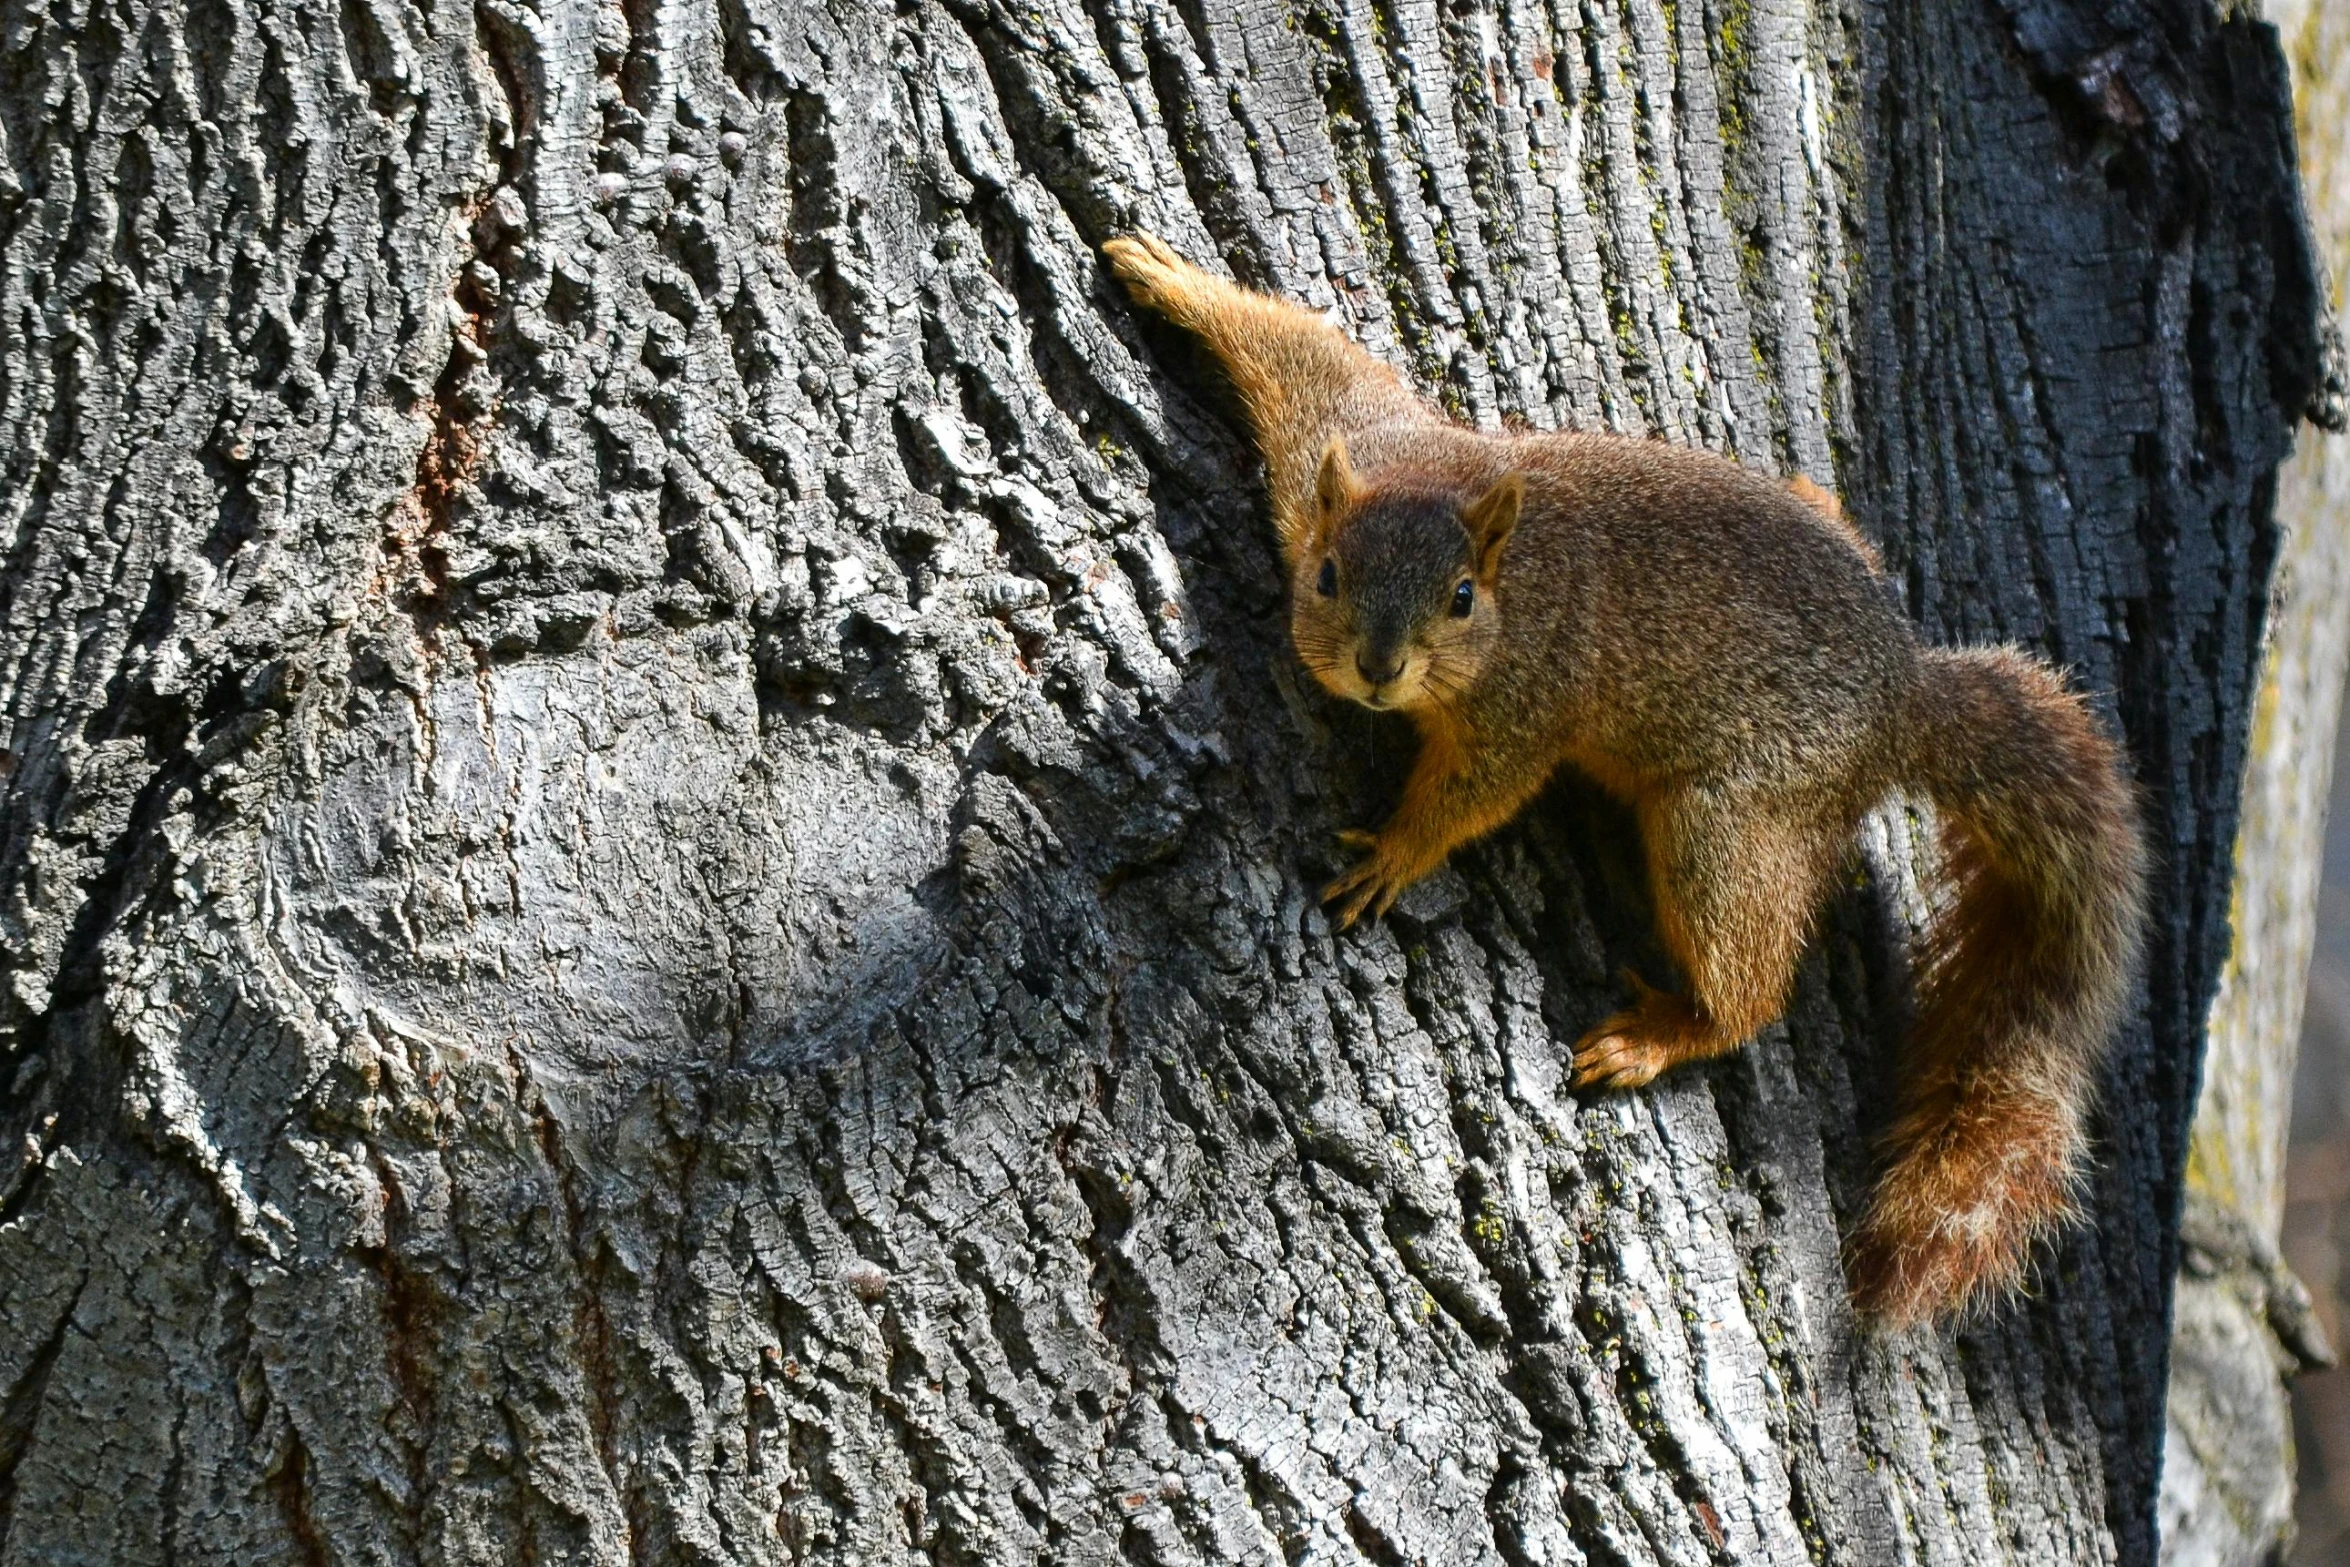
[1572,981,1718,1090]
[1571,1024,1672,1090]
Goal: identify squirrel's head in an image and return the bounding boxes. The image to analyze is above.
[1290,439,1522,712]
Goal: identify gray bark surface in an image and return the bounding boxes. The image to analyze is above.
[2158,1,2350,1556]
[0,0,2319,1563]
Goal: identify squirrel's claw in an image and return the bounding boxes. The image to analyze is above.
[1130,231,1185,268]
[1322,835,1408,929]
[1321,865,1382,929]
[1102,232,1194,311]
[1571,1023,1670,1090]
[1573,973,1731,1090]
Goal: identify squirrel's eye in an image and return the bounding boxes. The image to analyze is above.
[1451,579,1475,618]
[1317,559,1338,597]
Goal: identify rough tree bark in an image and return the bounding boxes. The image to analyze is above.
[2156,2,2350,1561]
[0,0,2323,1562]
[2156,0,2350,1556]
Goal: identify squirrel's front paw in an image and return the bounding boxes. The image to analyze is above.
[1102,232,1193,310]
[1321,829,1417,929]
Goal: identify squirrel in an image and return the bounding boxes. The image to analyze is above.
[1101,231,2148,1325]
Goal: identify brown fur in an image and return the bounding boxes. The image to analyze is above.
[1786,473,1882,569]
[1845,648,2147,1322]
[1103,234,2148,1325]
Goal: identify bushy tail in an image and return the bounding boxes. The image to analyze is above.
[1848,647,2147,1325]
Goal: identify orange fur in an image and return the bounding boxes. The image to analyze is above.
[1103,234,2148,1325]
[1845,648,2146,1322]
[1785,473,1881,569]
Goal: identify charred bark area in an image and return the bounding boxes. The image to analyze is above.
[0,0,2318,1563]
[1856,0,2324,1557]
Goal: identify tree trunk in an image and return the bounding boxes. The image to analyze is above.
[0,0,2320,1561]
[2156,2,2350,1561]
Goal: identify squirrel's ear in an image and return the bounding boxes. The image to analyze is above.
[1466,471,1523,577]
[1315,438,1358,524]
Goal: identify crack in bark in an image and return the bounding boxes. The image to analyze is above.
[526,1086,644,1565]
[266,1416,332,1567]
[363,1138,442,1550]
[0,1273,85,1554]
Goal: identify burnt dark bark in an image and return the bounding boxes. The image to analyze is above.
[0,0,2321,1562]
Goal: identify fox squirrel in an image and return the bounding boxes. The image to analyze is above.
[1102,231,2148,1325]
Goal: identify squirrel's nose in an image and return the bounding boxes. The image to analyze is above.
[1356,651,1405,687]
